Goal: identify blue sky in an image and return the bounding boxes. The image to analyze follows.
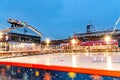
[0,0,120,40]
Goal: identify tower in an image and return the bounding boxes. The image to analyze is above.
[86,24,93,33]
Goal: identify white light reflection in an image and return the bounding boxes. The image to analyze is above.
[72,55,77,67]
[107,57,112,70]
[85,52,89,56]
[46,54,50,65]
[32,57,37,64]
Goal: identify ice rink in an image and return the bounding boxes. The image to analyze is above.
[0,52,120,71]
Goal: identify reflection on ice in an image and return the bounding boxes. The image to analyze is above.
[46,54,50,65]
[107,57,112,70]
[72,55,77,67]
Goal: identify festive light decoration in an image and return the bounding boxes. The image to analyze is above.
[68,72,76,80]
[35,70,40,77]
[44,72,51,80]
[6,65,11,70]
[91,75,102,80]
[17,68,21,73]
[1,68,5,76]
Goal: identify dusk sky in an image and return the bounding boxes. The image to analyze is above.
[0,0,120,40]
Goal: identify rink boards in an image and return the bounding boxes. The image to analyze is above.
[0,61,120,80]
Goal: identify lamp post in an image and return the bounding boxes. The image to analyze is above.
[104,36,111,54]
[104,36,111,44]
[46,38,50,53]
[46,38,50,47]
[71,39,77,52]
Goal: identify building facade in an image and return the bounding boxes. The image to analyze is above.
[0,18,42,51]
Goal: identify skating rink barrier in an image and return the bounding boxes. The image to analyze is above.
[0,62,120,80]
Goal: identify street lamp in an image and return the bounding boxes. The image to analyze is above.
[71,39,77,52]
[71,39,76,45]
[45,38,50,53]
[104,36,111,53]
[104,36,111,44]
[46,38,50,47]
